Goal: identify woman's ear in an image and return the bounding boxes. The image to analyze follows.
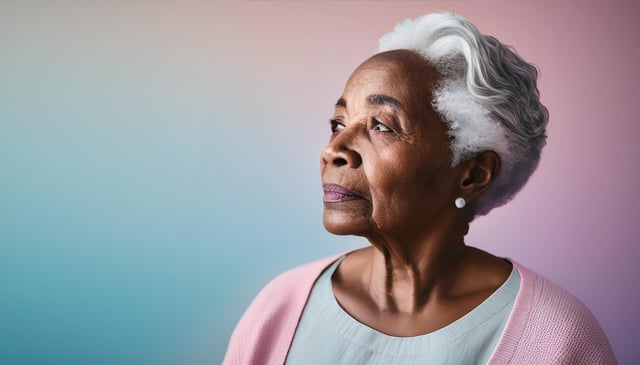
[458,151,500,202]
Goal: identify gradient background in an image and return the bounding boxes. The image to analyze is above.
[1,1,638,364]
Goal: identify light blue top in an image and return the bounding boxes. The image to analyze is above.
[286,257,520,365]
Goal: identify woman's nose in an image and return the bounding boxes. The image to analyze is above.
[321,128,362,169]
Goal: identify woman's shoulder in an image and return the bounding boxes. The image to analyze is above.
[237,252,346,322]
[512,261,601,324]
[223,252,346,365]
[489,261,617,364]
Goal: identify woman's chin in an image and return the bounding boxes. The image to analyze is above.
[322,211,370,236]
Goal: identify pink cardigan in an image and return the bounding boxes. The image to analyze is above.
[224,253,616,364]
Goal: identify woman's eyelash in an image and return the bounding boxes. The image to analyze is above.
[329,118,393,134]
[371,118,392,132]
[330,119,344,133]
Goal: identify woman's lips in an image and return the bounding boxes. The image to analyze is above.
[323,184,365,202]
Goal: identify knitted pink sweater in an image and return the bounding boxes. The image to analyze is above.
[224,254,616,364]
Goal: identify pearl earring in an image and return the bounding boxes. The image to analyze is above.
[455,197,466,209]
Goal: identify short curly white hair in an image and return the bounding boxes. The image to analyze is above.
[378,12,548,217]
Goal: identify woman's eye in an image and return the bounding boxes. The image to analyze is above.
[372,119,392,132]
[330,120,345,134]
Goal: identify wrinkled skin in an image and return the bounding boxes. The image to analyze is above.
[320,49,510,336]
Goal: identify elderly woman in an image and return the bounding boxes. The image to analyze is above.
[224,12,616,365]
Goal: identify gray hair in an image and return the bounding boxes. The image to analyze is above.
[378,12,548,217]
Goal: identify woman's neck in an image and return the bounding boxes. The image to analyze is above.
[364,233,468,314]
[331,221,512,336]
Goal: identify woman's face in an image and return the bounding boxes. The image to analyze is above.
[321,50,462,241]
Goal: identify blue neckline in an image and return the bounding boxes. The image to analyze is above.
[313,256,520,356]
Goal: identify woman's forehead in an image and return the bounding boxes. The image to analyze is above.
[364,50,438,76]
[343,50,439,108]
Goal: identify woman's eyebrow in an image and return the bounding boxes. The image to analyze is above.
[367,94,404,111]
